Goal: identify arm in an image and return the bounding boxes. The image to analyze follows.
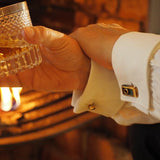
[71,23,160,125]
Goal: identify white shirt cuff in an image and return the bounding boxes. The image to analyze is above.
[71,31,160,125]
[112,32,160,115]
[72,60,124,117]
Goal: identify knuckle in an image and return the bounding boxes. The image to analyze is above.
[34,26,47,36]
[87,24,96,28]
[74,27,85,35]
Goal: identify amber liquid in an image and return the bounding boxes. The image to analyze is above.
[0,36,29,58]
[0,47,29,59]
[0,37,42,77]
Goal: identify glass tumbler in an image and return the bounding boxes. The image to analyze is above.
[0,1,42,77]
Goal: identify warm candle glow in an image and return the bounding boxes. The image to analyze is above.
[0,87,22,111]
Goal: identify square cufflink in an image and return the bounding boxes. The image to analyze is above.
[122,84,138,97]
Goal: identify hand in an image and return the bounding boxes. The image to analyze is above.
[0,26,90,91]
[71,23,129,70]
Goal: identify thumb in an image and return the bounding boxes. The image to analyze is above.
[21,26,65,48]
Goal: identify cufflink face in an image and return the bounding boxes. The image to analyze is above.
[88,103,96,110]
[122,84,138,97]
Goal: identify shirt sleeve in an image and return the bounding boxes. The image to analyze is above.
[71,31,160,125]
[71,60,124,117]
[112,32,160,117]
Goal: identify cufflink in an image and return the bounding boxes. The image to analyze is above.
[88,103,96,110]
[122,84,138,97]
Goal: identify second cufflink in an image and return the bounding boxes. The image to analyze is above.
[122,84,138,97]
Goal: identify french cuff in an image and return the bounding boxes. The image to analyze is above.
[112,32,160,114]
[71,60,124,117]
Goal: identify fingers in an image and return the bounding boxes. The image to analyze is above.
[21,26,65,48]
[70,27,85,41]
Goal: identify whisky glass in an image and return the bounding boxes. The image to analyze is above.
[0,1,42,77]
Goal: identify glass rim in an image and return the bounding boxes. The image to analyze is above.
[0,1,28,17]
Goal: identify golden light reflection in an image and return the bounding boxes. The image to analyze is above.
[0,87,22,111]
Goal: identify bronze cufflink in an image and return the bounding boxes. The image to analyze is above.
[122,84,138,97]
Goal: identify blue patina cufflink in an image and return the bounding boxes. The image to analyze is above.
[122,84,138,97]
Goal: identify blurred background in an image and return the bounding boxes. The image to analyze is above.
[0,0,159,160]
[1,0,159,34]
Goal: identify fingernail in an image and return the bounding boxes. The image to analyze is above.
[22,27,35,39]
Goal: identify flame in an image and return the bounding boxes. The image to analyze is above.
[0,87,22,111]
